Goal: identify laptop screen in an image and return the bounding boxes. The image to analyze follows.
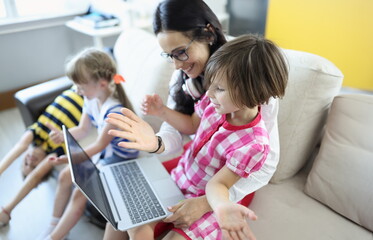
[63,126,116,227]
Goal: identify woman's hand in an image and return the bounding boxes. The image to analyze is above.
[141,94,166,118]
[46,123,64,144]
[215,202,257,240]
[163,196,212,228]
[106,108,159,152]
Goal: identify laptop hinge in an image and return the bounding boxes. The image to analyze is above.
[101,172,121,222]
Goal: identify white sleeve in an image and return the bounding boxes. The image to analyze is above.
[82,96,91,115]
[229,97,280,202]
[157,70,183,156]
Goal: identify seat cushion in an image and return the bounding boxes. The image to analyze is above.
[250,171,372,240]
[305,94,373,232]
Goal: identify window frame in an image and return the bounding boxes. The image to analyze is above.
[2,0,88,19]
[0,0,86,34]
[2,0,17,18]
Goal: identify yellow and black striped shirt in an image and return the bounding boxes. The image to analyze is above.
[29,87,83,156]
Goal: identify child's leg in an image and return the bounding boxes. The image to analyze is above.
[0,130,33,175]
[0,158,53,225]
[103,222,129,240]
[127,221,159,240]
[49,189,87,240]
[37,166,73,238]
[52,166,73,218]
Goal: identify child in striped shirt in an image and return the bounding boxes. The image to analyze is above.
[0,86,83,228]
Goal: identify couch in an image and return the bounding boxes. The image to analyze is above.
[15,28,373,239]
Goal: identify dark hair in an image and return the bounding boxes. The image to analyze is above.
[65,48,133,111]
[153,0,227,114]
[205,34,288,108]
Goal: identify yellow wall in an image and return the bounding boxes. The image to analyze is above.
[265,0,373,90]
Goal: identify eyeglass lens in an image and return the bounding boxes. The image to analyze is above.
[161,39,194,62]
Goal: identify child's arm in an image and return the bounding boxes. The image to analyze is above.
[163,196,212,228]
[48,113,92,145]
[0,130,33,175]
[2,156,54,214]
[50,119,117,165]
[107,108,200,152]
[67,113,93,140]
[48,113,98,164]
[83,122,115,158]
[141,93,200,135]
[206,166,258,240]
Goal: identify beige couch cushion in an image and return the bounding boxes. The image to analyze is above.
[305,94,373,232]
[114,28,174,132]
[271,49,343,183]
[250,171,372,240]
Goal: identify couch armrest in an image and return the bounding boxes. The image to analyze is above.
[14,76,72,128]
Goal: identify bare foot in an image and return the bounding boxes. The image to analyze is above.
[0,207,11,227]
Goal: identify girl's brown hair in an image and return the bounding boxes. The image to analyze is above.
[205,34,288,109]
[65,48,133,111]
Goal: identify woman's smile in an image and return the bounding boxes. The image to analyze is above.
[182,63,194,76]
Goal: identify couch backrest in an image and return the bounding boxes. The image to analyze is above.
[271,49,343,183]
[114,28,174,132]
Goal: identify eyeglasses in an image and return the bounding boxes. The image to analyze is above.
[160,39,194,63]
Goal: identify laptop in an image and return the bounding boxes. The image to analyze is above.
[62,125,185,231]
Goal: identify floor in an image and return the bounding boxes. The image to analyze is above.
[0,108,104,240]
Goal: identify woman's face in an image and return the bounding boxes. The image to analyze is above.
[22,145,46,176]
[157,31,210,79]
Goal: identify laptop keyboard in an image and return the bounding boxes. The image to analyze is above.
[111,162,166,224]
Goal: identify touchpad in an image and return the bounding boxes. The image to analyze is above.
[153,178,182,199]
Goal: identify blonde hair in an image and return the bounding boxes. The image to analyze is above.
[65,48,133,111]
[205,34,288,109]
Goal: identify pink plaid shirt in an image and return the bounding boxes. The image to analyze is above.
[171,95,270,239]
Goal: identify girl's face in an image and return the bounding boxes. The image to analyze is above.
[157,31,210,79]
[76,81,101,100]
[22,145,46,176]
[75,68,109,100]
[206,75,240,115]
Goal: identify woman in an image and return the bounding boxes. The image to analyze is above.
[103,0,280,239]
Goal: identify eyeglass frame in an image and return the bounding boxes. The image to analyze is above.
[160,39,194,63]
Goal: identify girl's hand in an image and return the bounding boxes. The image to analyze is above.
[106,108,158,152]
[163,197,211,228]
[215,203,257,240]
[48,155,68,165]
[140,94,165,118]
[46,123,64,144]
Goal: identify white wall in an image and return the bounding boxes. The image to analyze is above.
[0,25,72,92]
[0,0,228,93]
[0,20,118,92]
